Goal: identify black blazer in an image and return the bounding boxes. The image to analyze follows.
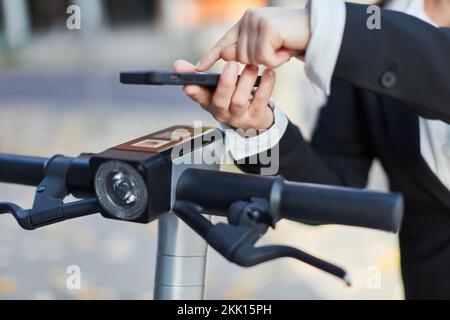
[238,4,450,299]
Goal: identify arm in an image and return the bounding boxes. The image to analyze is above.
[238,80,374,188]
[177,1,449,179]
[194,0,450,123]
[334,4,450,123]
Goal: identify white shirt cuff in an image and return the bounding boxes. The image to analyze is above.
[305,0,347,95]
[220,101,289,161]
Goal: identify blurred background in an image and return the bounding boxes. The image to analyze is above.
[0,0,402,299]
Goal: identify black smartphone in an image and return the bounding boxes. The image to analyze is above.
[120,71,261,87]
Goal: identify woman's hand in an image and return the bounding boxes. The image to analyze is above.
[173,59,275,132]
[195,7,311,71]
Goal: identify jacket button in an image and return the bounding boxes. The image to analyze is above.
[380,71,397,88]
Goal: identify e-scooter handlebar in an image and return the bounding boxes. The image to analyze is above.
[0,154,48,186]
[0,154,403,232]
[176,169,403,233]
[0,153,92,194]
[0,151,403,284]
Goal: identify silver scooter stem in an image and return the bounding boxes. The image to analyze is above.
[153,138,222,299]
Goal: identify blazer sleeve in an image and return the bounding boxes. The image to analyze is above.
[334,3,450,123]
[237,80,374,188]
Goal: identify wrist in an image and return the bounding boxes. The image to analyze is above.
[244,104,274,137]
[226,104,274,137]
[283,9,312,53]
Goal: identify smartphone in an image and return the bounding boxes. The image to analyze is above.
[120,71,261,87]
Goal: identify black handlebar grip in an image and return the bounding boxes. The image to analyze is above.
[0,153,92,196]
[176,169,404,233]
[0,154,48,186]
[280,181,403,233]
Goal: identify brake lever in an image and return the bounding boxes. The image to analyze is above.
[0,202,33,230]
[173,200,351,285]
[0,156,100,230]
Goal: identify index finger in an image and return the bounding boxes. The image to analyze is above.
[195,22,240,72]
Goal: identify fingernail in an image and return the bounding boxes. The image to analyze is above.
[248,65,258,71]
[266,68,274,76]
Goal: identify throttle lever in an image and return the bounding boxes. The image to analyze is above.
[173,200,351,285]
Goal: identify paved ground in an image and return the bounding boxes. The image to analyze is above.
[0,71,403,299]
